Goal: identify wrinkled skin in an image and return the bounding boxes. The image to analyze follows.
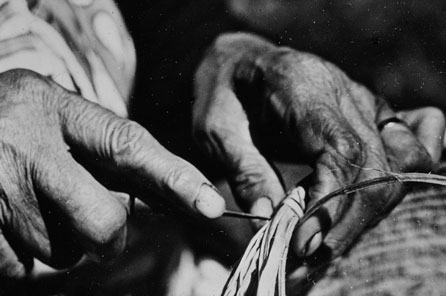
[0,69,226,288]
[193,33,445,278]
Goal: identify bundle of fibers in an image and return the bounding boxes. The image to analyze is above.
[221,172,446,296]
[222,187,306,296]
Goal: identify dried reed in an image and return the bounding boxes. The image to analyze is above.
[221,172,446,296]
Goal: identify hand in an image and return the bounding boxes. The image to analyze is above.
[192,33,444,266]
[0,69,225,288]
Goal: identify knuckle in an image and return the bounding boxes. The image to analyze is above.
[263,49,304,77]
[330,132,364,166]
[110,120,147,165]
[192,117,238,157]
[234,177,265,209]
[163,157,195,195]
[230,155,271,203]
[234,165,265,187]
[0,69,61,111]
[260,49,350,107]
[0,69,37,84]
[0,69,50,94]
[195,115,227,138]
[267,48,302,66]
[262,49,334,82]
[228,143,262,176]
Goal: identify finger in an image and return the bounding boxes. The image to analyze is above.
[288,88,401,258]
[376,101,433,172]
[291,111,365,257]
[292,147,361,257]
[217,134,284,228]
[193,87,284,227]
[5,193,82,269]
[202,126,285,217]
[0,147,84,269]
[0,229,27,283]
[34,150,127,262]
[56,92,225,219]
[397,107,445,164]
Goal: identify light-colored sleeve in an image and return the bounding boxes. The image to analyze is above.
[0,0,136,117]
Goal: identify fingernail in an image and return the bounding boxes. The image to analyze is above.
[250,196,274,229]
[288,187,306,212]
[296,186,306,201]
[301,231,322,257]
[195,184,226,218]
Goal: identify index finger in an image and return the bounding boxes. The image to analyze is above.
[55,90,225,219]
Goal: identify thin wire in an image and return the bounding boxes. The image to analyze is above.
[296,172,446,227]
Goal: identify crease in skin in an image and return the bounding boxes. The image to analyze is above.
[346,162,398,176]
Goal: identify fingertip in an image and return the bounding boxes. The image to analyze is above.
[303,231,323,257]
[296,186,306,200]
[195,183,226,219]
[289,186,306,209]
[292,217,323,257]
[250,196,274,230]
[293,230,323,258]
[86,203,128,262]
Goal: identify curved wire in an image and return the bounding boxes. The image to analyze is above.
[296,172,446,227]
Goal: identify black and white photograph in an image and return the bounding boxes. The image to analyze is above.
[1,0,446,295]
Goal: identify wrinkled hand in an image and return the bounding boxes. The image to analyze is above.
[193,33,445,265]
[0,69,225,286]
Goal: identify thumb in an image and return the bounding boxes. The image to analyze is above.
[194,112,284,228]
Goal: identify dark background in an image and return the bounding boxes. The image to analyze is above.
[118,0,446,177]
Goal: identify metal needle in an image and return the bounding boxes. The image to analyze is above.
[222,210,271,220]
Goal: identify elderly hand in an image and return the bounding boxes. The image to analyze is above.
[193,33,445,265]
[0,69,225,287]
